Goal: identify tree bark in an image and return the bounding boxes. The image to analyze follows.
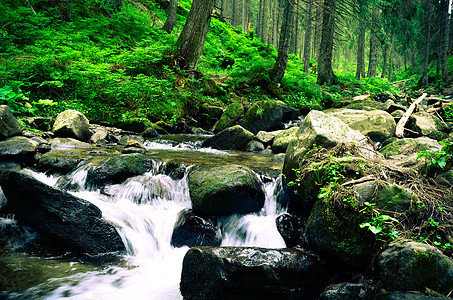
[381,44,388,79]
[303,0,313,73]
[440,0,449,83]
[291,0,299,54]
[221,0,232,24]
[270,0,296,83]
[162,0,179,33]
[367,10,379,78]
[388,36,394,82]
[233,0,243,28]
[272,0,278,48]
[317,0,339,86]
[177,0,216,72]
[421,0,433,86]
[312,0,323,61]
[356,18,365,79]
[261,0,269,44]
[257,0,263,37]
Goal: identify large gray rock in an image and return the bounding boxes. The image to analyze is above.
[180,246,328,300]
[202,125,255,151]
[0,136,38,160]
[239,100,299,134]
[50,137,92,150]
[188,165,264,216]
[52,110,90,141]
[326,109,396,143]
[409,112,449,136]
[378,241,453,294]
[319,282,368,300]
[0,170,125,255]
[38,150,87,174]
[379,137,441,158]
[271,127,298,153]
[0,105,22,140]
[283,110,376,187]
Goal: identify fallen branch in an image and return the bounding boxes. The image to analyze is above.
[342,175,375,187]
[395,93,428,138]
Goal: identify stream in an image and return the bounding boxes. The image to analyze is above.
[0,135,287,299]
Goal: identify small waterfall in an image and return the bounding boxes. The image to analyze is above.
[7,160,287,299]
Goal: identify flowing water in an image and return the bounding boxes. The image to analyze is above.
[0,136,287,300]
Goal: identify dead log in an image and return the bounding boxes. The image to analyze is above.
[395,93,428,138]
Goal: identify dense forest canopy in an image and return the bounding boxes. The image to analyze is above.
[0,0,452,126]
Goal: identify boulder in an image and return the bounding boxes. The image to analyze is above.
[409,112,449,136]
[239,100,299,134]
[276,213,306,248]
[171,209,222,248]
[305,197,375,270]
[0,105,22,140]
[271,127,298,153]
[319,282,368,300]
[256,130,282,144]
[354,180,414,213]
[86,154,156,189]
[212,103,244,133]
[245,140,265,153]
[0,136,38,161]
[378,241,453,294]
[379,137,441,158]
[50,137,92,150]
[326,109,396,143]
[345,99,394,112]
[0,170,125,255]
[370,293,447,300]
[435,169,453,187]
[180,246,328,300]
[202,125,255,151]
[52,110,90,141]
[38,150,87,174]
[188,165,264,216]
[90,128,108,144]
[283,110,376,199]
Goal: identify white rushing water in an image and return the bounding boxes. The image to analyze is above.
[14,164,287,300]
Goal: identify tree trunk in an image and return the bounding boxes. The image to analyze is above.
[257,0,263,37]
[162,0,179,33]
[381,44,388,78]
[388,36,394,82]
[272,0,278,48]
[291,0,299,54]
[421,0,433,86]
[242,0,248,31]
[270,0,296,83]
[177,0,215,72]
[233,0,243,28]
[317,0,338,86]
[440,0,449,83]
[367,10,379,78]
[355,18,365,79]
[312,0,323,61]
[261,0,269,44]
[303,0,313,73]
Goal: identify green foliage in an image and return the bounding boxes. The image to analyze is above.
[0,84,30,114]
[359,202,399,242]
[417,141,453,172]
[444,105,453,122]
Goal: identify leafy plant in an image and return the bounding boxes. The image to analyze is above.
[417,141,453,172]
[359,202,399,242]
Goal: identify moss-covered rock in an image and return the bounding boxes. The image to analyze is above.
[306,197,375,270]
[379,137,441,158]
[52,110,90,141]
[212,103,244,132]
[344,99,394,112]
[409,112,449,137]
[238,100,299,134]
[0,105,22,140]
[202,125,255,151]
[188,164,264,216]
[271,127,298,153]
[326,109,396,143]
[378,241,453,294]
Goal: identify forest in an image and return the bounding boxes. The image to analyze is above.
[0,0,452,127]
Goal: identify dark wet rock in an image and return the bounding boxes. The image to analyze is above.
[0,170,125,255]
[180,246,328,300]
[0,105,22,140]
[30,136,51,154]
[86,154,157,188]
[370,293,447,300]
[271,127,298,153]
[171,209,222,248]
[163,161,186,180]
[188,165,264,216]
[378,241,453,294]
[276,213,306,248]
[0,136,38,162]
[212,103,244,133]
[319,282,369,300]
[202,125,254,151]
[52,110,90,141]
[38,150,86,174]
[0,162,20,171]
[306,198,375,270]
[245,140,265,153]
[142,127,159,138]
[239,100,299,134]
[435,169,453,187]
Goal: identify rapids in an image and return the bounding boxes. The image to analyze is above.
[0,136,287,300]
